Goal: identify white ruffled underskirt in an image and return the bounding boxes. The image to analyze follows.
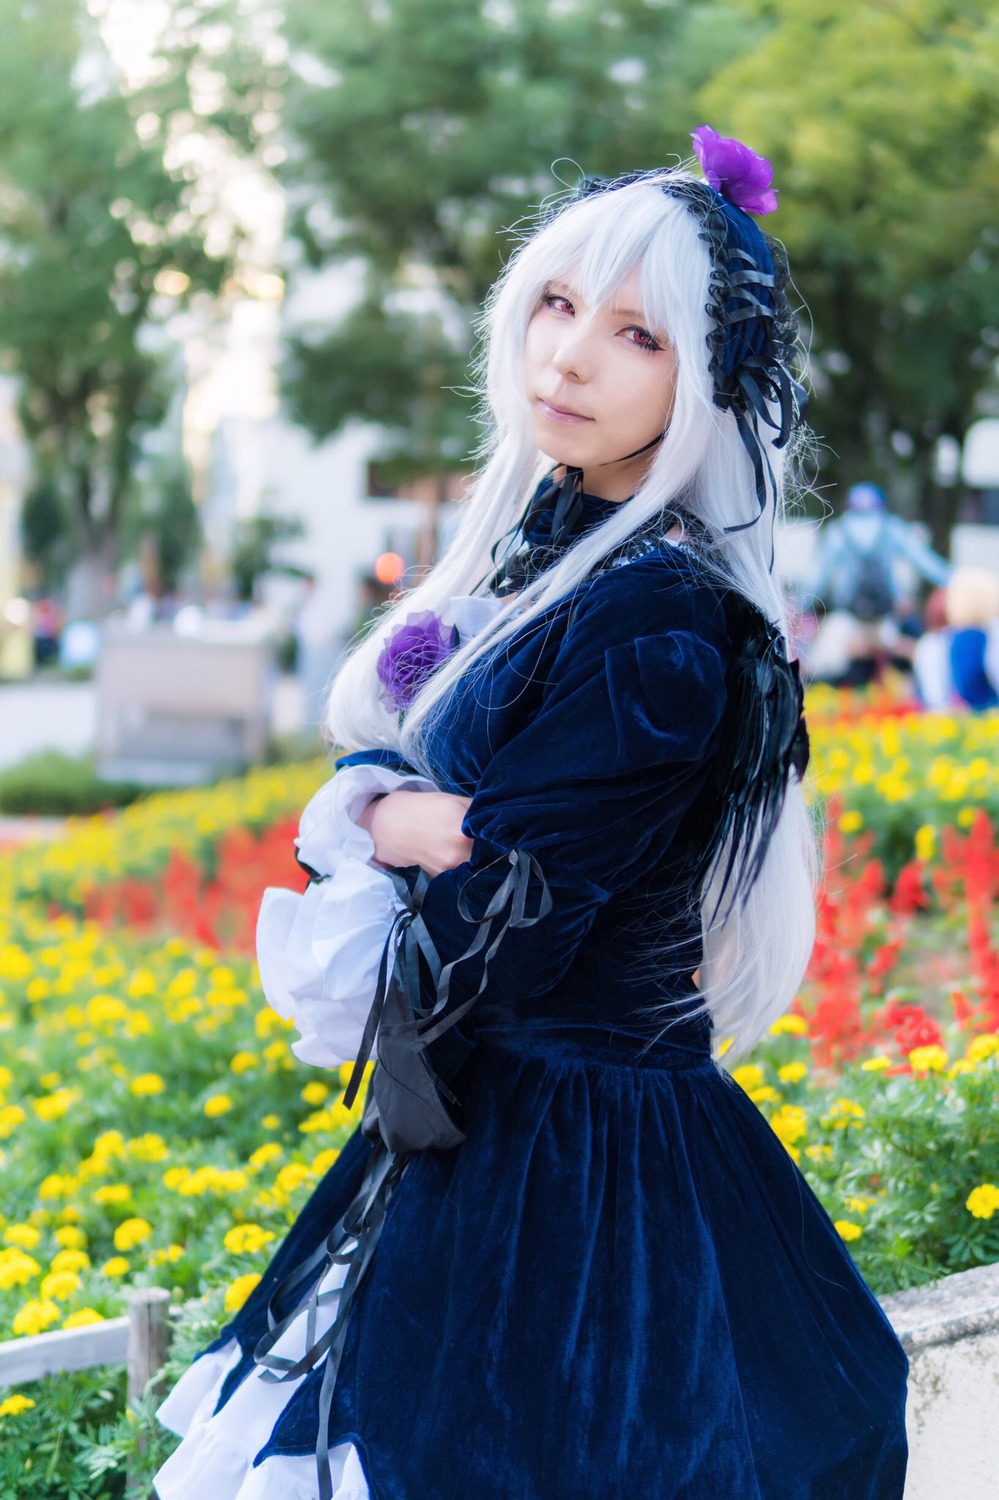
[153,1256,370,1500]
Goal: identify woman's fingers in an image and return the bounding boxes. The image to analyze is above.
[364,790,473,875]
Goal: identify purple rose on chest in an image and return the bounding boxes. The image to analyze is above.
[376,610,458,711]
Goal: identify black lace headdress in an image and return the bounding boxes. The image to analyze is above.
[557,168,807,559]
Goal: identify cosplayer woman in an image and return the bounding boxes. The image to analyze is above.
[154,130,909,1499]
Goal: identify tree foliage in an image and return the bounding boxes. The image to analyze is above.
[700,0,999,529]
[0,0,278,611]
[279,0,756,475]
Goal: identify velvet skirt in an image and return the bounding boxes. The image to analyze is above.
[154,1016,908,1499]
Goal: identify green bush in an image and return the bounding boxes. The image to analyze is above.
[0,753,147,818]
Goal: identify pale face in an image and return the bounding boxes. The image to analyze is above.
[523,264,677,501]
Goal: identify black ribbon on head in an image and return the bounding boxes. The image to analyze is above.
[560,168,807,568]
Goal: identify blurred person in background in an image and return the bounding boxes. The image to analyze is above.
[153,130,907,1500]
[805,480,950,687]
[914,569,999,711]
[31,596,62,667]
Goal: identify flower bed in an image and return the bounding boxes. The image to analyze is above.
[0,704,997,1488]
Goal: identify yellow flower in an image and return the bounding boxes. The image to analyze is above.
[914,824,936,862]
[93,1184,132,1207]
[204,1094,233,1118]
[162,1167,191,1191]
[731,1064,765,1094]
[86,994,129,1027]
[834,1221,863,1242]
[909,1045,948,1075]
[838,810,863,834]
[128,1133,170,1163]
[748,1085,780,1105]
[114,1218,153,1252]
[769,1105,808,1147]
[51,1249,91,1274]
[150,1244,185,1266]
[301,1081,331,1106]
[825,1099,866,1129]
[39,1173,76,1201]
[166,968,198,1000]
[966,1184,999,1220]
[32,1087,79,1122]
[845,1197,876,1216]
[0,1393,36,1415]
[101,1256,130,1277]
[230,1051,258,1075]
[860,1056,891,1072]
[0,1250,41,1289]
[261,1113,281,1130]
[249,1142,283,1170]
[275,1163,311,1197]
[4,1224,41,1250]
[54,1225,87,1251]
[224,1272,261,1314]
[0,1104,26,1137]
[967,1034,999,1064]
[40,1270,81,1302]
[63,1308,105,1329]
[127,969,157,998]
[13,1298,61,1336]
[778,1062,807,1085]
[223,1224,276,1255]
[129,1073,166,1097]
[311,1148,340,1177]
[768,1013,809,1038]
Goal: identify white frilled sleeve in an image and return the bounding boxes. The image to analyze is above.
[255,594,508,1070]
[256,763,436,1068]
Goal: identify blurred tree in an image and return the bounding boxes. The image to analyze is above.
[0,0,280,617]
[121,457,202,597]
[230,514,309,603]
[279,0,758,477]
[20,478,74,591]
[700,0,999,538]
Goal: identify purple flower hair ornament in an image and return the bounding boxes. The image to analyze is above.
[691,125,778,216]
[376,610,458,712]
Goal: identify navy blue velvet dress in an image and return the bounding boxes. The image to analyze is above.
[186,495,909,1498]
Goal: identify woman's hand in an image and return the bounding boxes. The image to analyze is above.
[356,790,474,877]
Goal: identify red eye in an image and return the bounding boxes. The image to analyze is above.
[542,292,573,315]
[627,326,661,353]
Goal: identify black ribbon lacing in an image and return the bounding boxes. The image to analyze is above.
[253,844,552,1499]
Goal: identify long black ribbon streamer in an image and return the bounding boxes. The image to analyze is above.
[253,844,552,1498]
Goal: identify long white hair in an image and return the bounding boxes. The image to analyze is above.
[325,173,817,1060]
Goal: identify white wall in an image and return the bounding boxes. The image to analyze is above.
[882,1261,999,1499]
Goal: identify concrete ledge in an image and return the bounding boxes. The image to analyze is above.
[881,1262,999,1500]
[883,1260,999,1353]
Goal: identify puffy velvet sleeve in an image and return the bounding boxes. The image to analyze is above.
[416,550,730,1012]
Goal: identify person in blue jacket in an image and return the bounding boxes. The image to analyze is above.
[154,130,909,1500]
